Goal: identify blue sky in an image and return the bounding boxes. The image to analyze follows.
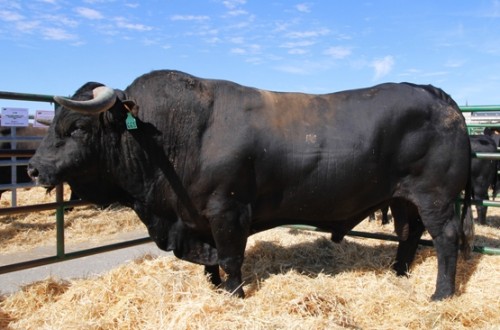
[1,0,500,112]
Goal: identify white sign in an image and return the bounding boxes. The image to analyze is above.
[34,110,54,127]
[1,107,29,127]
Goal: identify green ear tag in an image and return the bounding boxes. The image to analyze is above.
[125,112,138,130]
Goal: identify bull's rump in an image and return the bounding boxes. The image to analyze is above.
[230,83,469,224]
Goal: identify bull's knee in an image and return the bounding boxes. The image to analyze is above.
[443,220,459,242]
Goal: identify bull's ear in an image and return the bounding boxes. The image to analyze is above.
[113,90,139,117]
[123,99,139,117]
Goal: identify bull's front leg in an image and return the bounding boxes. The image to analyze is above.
[204,264,222,286]
[206,196,251,298]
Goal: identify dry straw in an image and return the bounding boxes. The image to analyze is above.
[1,188,499,329]
[0,186,145,255]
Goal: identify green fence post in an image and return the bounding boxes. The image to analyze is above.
[56,184,65,259]
[55,184,65,258]
[53,99,65,259]
[455,199,461,221]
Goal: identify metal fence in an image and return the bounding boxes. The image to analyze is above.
[0,91,499,276]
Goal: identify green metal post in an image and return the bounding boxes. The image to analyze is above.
[55,184,65,258]
[53,98,65,259]
[455,200,461,222]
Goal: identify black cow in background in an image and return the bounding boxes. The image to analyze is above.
[483,127,500,146]
[483,127,500,196]
[470,134,498,225]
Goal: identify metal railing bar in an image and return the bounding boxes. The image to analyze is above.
[472,199,500,207]
[467,123,500,128]
[0,91,55,103]
[0,137,44,142]
[460,105,500,112]
[0,182,36,190]
[0,160,30,166]
[472,152,500,159]
[285,226,500,255]
[0,149,37,157]
[0,199,88,216]
[0,237,152,275]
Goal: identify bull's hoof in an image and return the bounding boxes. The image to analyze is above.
[392,262,410,277]
[210,277,222,287]
[232,287,245,298]
[330,232,345,243]
[430,283,455,301]
[222,283,245,298]
[430,290,453,301]
[218,276,245,298]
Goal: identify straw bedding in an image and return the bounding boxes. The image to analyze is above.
[1,188,499,329]
[0,186,145,255]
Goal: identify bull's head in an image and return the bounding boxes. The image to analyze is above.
[27,83,135,205]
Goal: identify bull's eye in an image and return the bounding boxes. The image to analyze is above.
[70,128,86,138]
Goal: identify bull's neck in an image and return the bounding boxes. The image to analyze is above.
[107,126,202,223]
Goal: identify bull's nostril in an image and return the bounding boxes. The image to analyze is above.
[27,164,39,179]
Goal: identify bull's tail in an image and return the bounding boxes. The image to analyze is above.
[460,141,475,259]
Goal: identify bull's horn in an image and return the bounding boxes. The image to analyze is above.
[35,118,52,126]
[53,86,116,114]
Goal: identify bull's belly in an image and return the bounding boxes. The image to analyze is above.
[251,182,390,224]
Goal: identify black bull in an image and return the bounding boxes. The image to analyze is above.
[469,134,498,225]
[27,70,473,300]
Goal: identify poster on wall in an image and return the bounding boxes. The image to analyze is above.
[34,110,54,127]
[1,107,29,127]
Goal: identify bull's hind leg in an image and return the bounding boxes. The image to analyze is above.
[428,210,460,300]
[390,199,425,276]
[419,201,460,301]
